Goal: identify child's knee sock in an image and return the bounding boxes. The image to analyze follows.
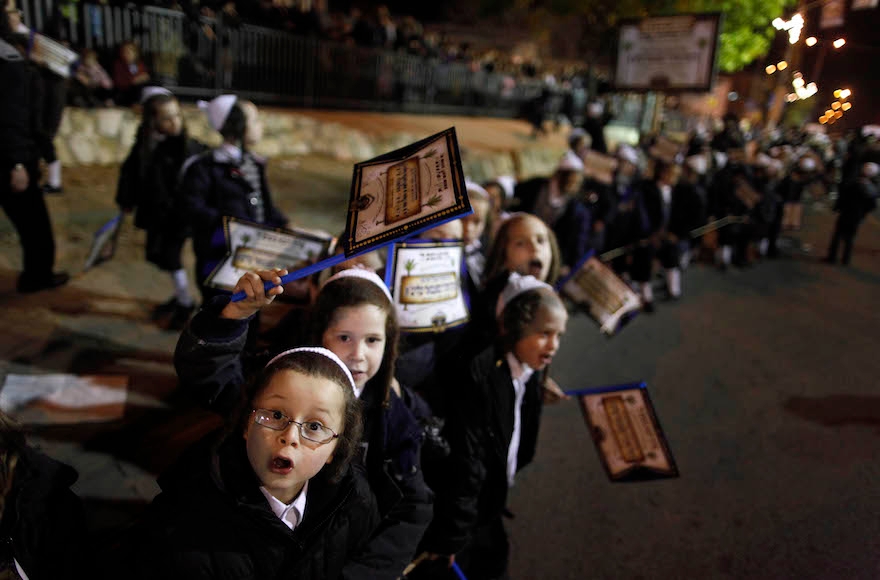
[48,160,62,188]
[666,268,681,298]
[172,269,194,307]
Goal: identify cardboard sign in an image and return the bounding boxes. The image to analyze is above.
[84,213,123,271]
[649,136,684,164]
[572,382,679,482]
[206,217,334,291]
[29,32,79,78]
[387,240,469,333]
[583,150,618,185]
[344,128,471,255]
[558,253,641,335]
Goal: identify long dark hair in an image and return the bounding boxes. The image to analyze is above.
[133,93,185,172]
[237,351,363,483]
[309,277,399,408]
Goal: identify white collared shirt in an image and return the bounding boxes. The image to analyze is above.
[505,353,534,488]
[260,481,308,531]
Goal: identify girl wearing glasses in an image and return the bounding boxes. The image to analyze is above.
[118,348,379,579]
[174,267,432,578]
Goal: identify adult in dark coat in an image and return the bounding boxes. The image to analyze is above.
[0,24,68,293]
[114,431,380,580]
[634,161,683,304]
[826,162,879,265]
[708,151,754,269]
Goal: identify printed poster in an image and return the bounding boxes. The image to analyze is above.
[649,136,684,164]
[206,217,334,291]
[388,240,469,332]
[575,383,679,482]
[558,255,641,335]
[29,32,79,78]
[583,150,618,186]
[83,213,123,271]
[343,128,471,255]
[615,14,721,92]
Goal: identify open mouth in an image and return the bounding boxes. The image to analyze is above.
[527,259,544,277]
[271,456,293,474]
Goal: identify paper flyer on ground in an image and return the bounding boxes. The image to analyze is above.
[206,217,334,291]
[83,213,124,271]
[0,374,129,424]
[343,127,471,255]
[576,383,679,482]
[388,240,469,332]
[559,255,642,335]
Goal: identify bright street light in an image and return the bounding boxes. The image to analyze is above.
[833,38,846,48]
[832,101,841,110]
[766,65,777,74]
[840,88,851,99]
[806,37,818,46]
[842,102,852,111]
[778,61,789,70]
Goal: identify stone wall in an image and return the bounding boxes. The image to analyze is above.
[54,106,564,183]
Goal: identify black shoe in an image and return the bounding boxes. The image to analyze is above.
[167,303,195,331]
[151,297,180,321]
[42,185,63,195]
[17,272,70,293]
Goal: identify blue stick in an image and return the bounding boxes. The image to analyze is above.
[229,253,348,302]
[451,562,468,580]
[564,381,647,397]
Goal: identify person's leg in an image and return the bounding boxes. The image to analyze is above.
[826,216,843,263]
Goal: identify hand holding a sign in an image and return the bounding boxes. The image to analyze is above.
[542,377,571,404]
[221,269,288,320]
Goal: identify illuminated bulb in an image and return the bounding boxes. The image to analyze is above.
[833,89,842,98]
[807,82,817,91]
[825,109,834,116]
[841,89,851,99]
[778,61,788,70]
[834,111,843,119]
[793,78,805,88]
[842,102,852,111]
[793,72,803,79]
[787,93,798,102]
[833,38,846,48]
[819,116,828,124]
[766,65,777,74]
[772,18,785,29]
[806,37,817,46]
[832,101,841,110]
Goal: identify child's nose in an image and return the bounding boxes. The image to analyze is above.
[279,423,300,446]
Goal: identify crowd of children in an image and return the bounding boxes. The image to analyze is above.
[1,78,879,580]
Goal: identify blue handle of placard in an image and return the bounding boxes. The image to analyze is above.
[564,381,647,397]
[229,253,348,302]
[451,562,468,580]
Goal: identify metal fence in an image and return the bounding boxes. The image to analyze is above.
[16,0,549,116]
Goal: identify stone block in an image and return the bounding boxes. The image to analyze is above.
[96,108,125,138]
[253,137,282,158]
[68,108,96,137]
[119,119,138,154]
[67,134,97,165]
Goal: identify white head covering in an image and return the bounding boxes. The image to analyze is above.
[495,272,554,318]
[798,156,817,172]
[557,150,585,173]
[863,162,880,179]
[755,153,773,168]
[685,154,708,176]
[617,144,640,166]
[140,86,173,104]
[264,346,356,395]
[465,179,490,202]
[713,151,728,169]
[493,175,517,200]
[321,267,393,303]
[198,94,238,132]
[587,101,604,117]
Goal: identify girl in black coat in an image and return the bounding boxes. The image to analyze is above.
[174,268,432,579]
[421,277,568,580]
[116,89,207,329]
[118,348,380,579]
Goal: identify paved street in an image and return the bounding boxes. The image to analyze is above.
[0,124,879,577]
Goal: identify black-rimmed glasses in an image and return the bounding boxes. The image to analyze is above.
[251,409,339,444]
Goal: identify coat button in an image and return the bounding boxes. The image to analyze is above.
[249,197,259,205]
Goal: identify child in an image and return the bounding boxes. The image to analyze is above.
[173,267,432,578]
[180,94,288,301]
[462,180,491,292]
[420,274,568,580]
[112,41,150,106]
[71,48,113,107]
[116,88,206,330]
[117,347,380,579]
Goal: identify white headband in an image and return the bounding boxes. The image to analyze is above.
[265,346,357,395]
[321,267,393,303]
[495,272,554,318]
[198,94,238,132]
[140,86,173,104]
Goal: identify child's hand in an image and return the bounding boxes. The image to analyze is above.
[10,164,28,193]
[221,269,287,320]
[542,376,570,404]
[425,553,456,568]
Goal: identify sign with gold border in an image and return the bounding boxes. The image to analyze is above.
[571,382,679,482]
[206,217,334,291]
[344,127,471,255]
[386,239,469,333]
